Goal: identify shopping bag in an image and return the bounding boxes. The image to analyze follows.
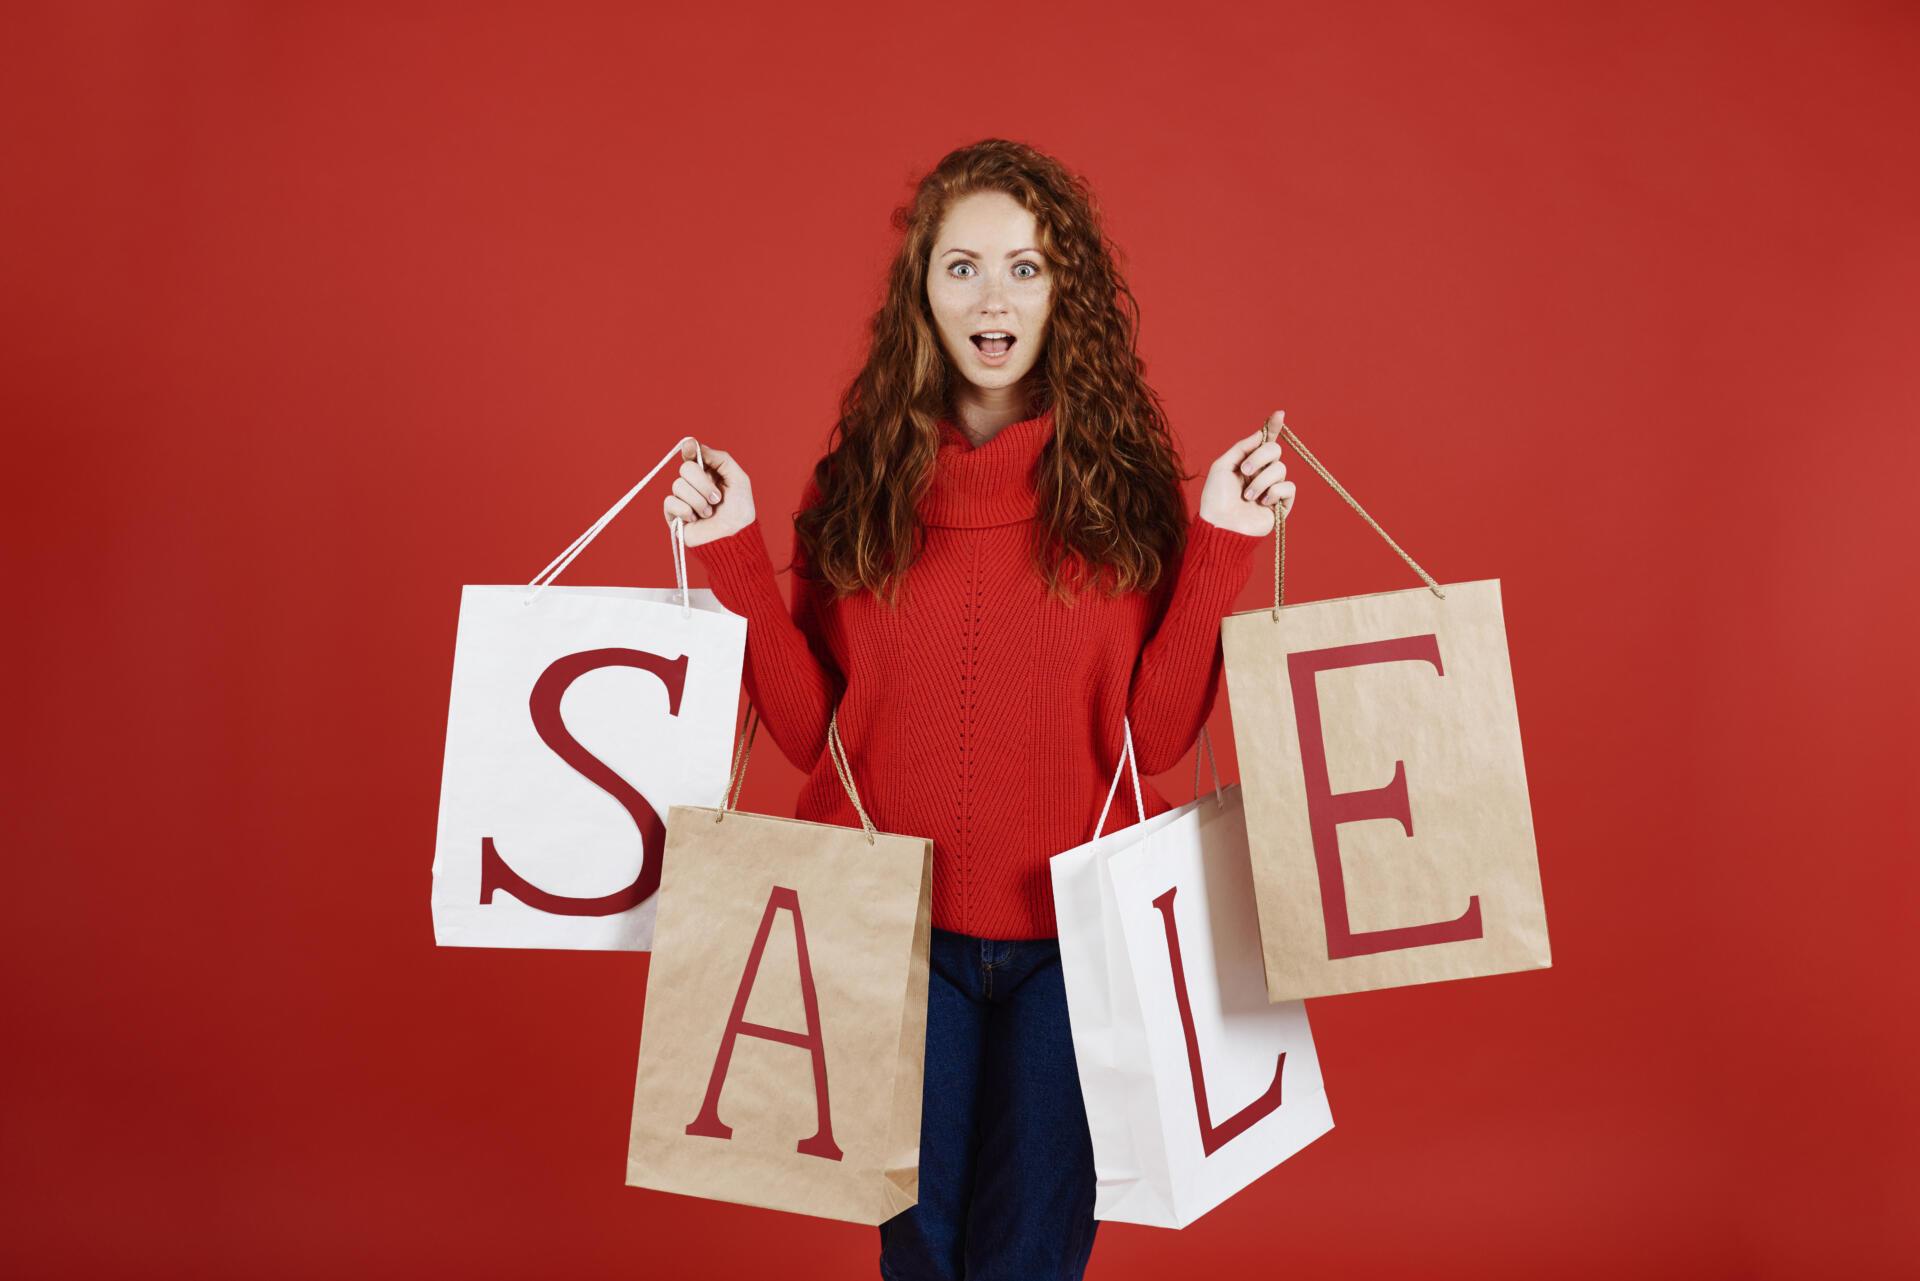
[1050,719,1333,1229]
[626,707,934,1225]
[431,439,746,951]
[1220,414,1550,1001]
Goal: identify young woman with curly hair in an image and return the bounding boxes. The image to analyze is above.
[661,137,1297,1280]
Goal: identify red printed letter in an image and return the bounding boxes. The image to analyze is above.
[684,886,843,1161]
[1153,885,1285,1155]
[479,647,687,915]
[1288,634,1483,958]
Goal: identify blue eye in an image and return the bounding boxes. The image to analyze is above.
[948,260,1042,279]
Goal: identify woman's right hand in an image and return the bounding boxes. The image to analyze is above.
[663,437,756,547]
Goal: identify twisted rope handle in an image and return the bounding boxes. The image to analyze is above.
[1261,411,1445,619]
[711,703,877,845]
[825,709,878,844]
[712,701,759,823]
[1191,722,1225,807]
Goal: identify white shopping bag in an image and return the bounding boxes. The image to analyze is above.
[431,439,746,951]
[1050,720,1334,1228]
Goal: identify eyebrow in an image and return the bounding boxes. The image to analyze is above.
[941,247,1041,257]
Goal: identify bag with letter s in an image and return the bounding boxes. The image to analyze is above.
[431,439,746,951]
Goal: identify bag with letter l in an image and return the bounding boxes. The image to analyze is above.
[431,439,746,951]
[626,707,934,1225]
[1050,719,1333,1229]
[1220,414,1551,1001]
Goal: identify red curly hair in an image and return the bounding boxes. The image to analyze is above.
[796,138,1192,606]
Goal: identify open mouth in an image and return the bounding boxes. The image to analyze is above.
[969,331,1016,357]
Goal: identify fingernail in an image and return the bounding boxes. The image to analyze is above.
[710,492,721,503]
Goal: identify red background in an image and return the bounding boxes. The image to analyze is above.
[5,3,1915,1276]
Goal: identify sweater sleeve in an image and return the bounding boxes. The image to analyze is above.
[688,481,839,772]
[1126,509,1265,775]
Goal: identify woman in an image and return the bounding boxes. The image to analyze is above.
[661,138,1296,1280]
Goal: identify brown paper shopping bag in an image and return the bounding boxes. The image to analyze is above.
[625,706,934,1224]
[1220,415,1550,1002]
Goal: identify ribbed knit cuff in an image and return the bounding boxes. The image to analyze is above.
[1179,512,1265,617]
[688,519,786,621]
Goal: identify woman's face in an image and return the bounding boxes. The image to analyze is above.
[926,190,1051,395]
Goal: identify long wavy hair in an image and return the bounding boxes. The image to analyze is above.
[795,138,1191,606]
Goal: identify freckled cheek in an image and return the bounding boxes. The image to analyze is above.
[1022,306,1048,349]
[928,288,974,348]
[1022,289,1050,332]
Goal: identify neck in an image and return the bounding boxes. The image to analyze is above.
[950,382,1037,447]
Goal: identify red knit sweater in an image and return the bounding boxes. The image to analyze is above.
[690,404,1263,939]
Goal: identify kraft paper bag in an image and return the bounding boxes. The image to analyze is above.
[432,439,745,951]
[1051,722,1333,1229]
[626,708,934,1225]
[1219,415,1550,1001]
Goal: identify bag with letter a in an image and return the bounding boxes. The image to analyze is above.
[625,708,934,1224]
[431,439,746,951]
[1050,720,1333,1229]
[1220,414,1551,1001]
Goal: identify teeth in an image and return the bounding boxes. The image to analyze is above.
[975,331,1011,340]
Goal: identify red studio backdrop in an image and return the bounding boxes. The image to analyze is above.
[4,3,1915,1277]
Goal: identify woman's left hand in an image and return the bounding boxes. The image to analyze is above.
[1198,410,1298,535]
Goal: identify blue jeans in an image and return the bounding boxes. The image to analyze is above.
[877,928,1099,1280]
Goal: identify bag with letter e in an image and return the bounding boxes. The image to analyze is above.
[1220,414,1551,1001]
[1050,720,1333,1229]
[431,439,746,951]
[625,707,934,1225]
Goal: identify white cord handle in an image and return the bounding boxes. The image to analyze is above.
[524,436,706,608]
[1091,716,1147,842]
[670,509,691,617]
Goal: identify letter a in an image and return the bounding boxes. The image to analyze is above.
[684,885,843,1161]
[1288,634,1484,959]
[1153,885,1285,1155]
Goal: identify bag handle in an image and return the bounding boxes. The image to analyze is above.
[1091,717,1147,842]
[1191,723,1226,808]
[524,436,708,615]
[1260,411,1446,619]
[714,703,880,845]
[1090,717,1227,843]
[716,701,759,815]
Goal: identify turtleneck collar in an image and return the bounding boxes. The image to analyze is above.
[920,404,1056,529]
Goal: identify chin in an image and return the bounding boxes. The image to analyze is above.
[957,370,1019,391]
